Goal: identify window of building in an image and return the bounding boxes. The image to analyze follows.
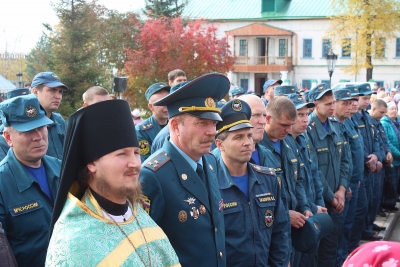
[396,38,400,57]
[302,80,312,90]
[342,38,351,58]
[322,39,332,58]
[394,81,400,89]
[279,39,286,57]
[240,79,249,90]
[239,40,247,56]
[375,80,384,88]
[303,39,312,58]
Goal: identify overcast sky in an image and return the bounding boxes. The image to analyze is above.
[0,0,145,54]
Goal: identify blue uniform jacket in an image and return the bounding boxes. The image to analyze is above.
[259,132,310,213]
[0,149,61,267]
[216,157,290,267]
[47,113,65,160]
[381,116,400,167]
[151,125,170,154]
[343,118,365,183]
[136,115,166,161]
[139,140,226,267]
[293,134,325,214]
[370,116,391,163]
[351,111,380,168]
[306,112,350,203]
[0,135,8,161]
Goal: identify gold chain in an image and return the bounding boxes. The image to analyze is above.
[102,205,152,267]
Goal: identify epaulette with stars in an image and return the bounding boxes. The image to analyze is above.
[329,116,339,122]
[250,163,276,176]
[307,121,316,131]
[144,152,170,172]
[139,122,153,131]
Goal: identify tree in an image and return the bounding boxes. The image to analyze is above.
[144,0,187,18]
[326,0,400,81]
[123,17,234,110]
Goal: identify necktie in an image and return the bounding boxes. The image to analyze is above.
[196,163,206,184]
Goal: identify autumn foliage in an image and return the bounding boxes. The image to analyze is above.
[123,17,234,109]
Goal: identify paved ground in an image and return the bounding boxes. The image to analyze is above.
[374,202,400,241]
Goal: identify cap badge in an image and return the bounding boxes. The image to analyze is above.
[297,96,303,101]
[354,88,358,91]
[25,106,37,118]
[51,73,60,80]
[347,92,350,96]
[314,222,319,230]
[291,88,295,92]
[22,91,27,95]
[231,99,242,111]
[318,85,324,91]
[366,85,370,90]
[205,97,216,108]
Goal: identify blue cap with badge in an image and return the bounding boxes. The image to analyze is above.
[263,79,282,93]
[145,82,171,101]
[216,99,253,134]
[287,93,315,109]
[291,213,334,253]
[345,86,363,96]
[31,72,69,90]
[334,89,358,101]
[274,85,297,96]
[307,83,332,102]
[0,94,53,132]
[153,73,230,121]
[230,86,246,97]
[356,83,376,95]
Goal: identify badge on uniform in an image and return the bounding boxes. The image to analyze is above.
[178,210,187,223]
[265,210,274,227]
[199,205,206,214]
[294,167,298,180]
[183,197,196,205]
[219,199,224,212]
[139,140,150,155]
[277,177,282,189]
[191,207,199,219]
[139,195,151,214]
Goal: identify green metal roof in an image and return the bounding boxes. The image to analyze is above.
[183,0,335,20]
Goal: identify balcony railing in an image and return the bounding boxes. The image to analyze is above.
[235,56,292,66]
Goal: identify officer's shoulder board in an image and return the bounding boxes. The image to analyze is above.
[250,163,276,176]
[329,116,339,123]
[144,152,170,172]
[139,122,153,131]
[307,121,316,131]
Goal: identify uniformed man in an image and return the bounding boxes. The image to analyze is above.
[259,94,312,264]
[136,82,170,161]
[139,73,228,267]
[368,99,392,230]
[349,83,381,248]
[262,79,282,105]
[31,72,69,160]
[0,89,30,161]
[334,87,366,266]
[287,93,326,267]
[230,86,246,99]
[306,83,350,266]
[214,99,290,266]
[0,94,61,267]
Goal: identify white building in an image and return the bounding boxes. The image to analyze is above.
[183,0,400,94]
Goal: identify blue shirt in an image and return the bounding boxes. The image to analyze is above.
[170,140,203,172]
[251,148,261,165]
[322,120,329,132]
[271,140,281,154]
[232,173,249,201]
[25,164,53,203]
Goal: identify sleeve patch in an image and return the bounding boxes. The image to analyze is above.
[139,140,150,155]
[139,195,151,214]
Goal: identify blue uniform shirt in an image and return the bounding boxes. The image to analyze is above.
[0,149,61,267]
[216,157,290,267]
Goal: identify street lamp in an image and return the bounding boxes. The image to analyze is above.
[325,50,337,88]
[16,71,23,88]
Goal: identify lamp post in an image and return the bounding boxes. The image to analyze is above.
[16,71,23,88]
[325,50,337,88]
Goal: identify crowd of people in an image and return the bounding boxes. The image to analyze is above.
[0,69,399,267]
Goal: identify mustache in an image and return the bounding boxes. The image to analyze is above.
[124,168,140,176]
[200,137,215,143]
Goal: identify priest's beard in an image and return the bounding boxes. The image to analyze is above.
[94,175,142,205]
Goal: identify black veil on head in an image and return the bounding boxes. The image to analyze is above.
[49,100,139,236]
